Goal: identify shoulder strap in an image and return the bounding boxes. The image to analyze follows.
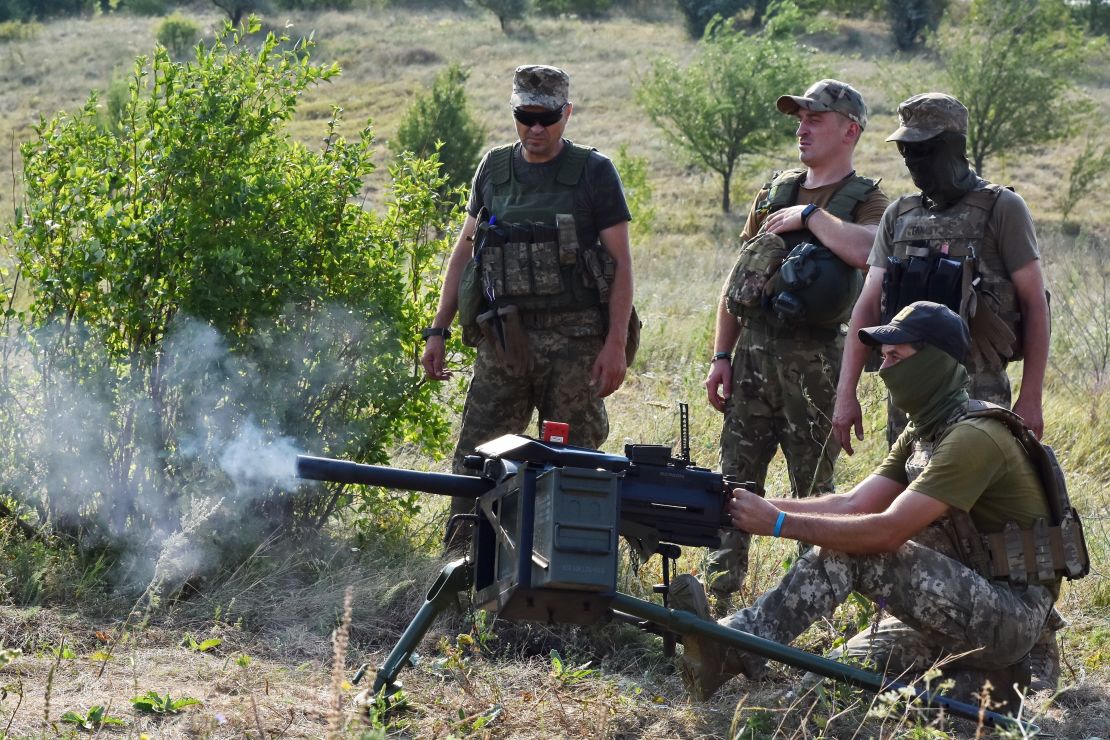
[555,140,596,186]
[766,168,807,212]
[824,174,881,222]
[489,144,515,187]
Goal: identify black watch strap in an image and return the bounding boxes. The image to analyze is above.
[421,327,451,341]
[801,203,819,226]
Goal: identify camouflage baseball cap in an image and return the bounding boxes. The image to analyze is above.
[776,79,868,129]
[886,93,968,143]
[509,65,570,109]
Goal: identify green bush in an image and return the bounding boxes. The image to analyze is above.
[155,13,201,57]
[675,0,749,37]
[1,19,460,593]
[0,18,39,38]
[391,62,485,194]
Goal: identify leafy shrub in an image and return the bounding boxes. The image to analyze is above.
[392,63,485,193]
[0,19,39,38]
[613,144,655,242]
[1,19,459,593]
[155,13,201,58]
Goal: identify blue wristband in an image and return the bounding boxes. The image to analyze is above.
[773,511,787,538]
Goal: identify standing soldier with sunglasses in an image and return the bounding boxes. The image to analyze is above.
[831,92,1057,689]
[420,65,634,546]
[701,80,889,616]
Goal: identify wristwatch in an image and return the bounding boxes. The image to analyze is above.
[800,203,820,226]
[421,327,451,342]
[712,351,732,362]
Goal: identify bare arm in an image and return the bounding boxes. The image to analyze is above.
[705,288,742,412]
[591,220,633,398]
[729,477,948,554]
[762,206,878,269]
[1010,260,1049,438]
[832,266,885,454]
[420,214,478,381]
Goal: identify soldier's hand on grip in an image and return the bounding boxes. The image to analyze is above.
[728,487,780,537]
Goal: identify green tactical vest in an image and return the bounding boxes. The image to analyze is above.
[724,168,879,322]
[889,185,1023,367]
[905,401,1089,589]
[480,141,603,314]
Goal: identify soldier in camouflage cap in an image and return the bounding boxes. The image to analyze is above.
[702,78,888,614]
[677,302,1062,708]
[885,92,968,141]
[509,64,569,110]
[777,78,869,130]
[832,90,1055,688]
[421,64,634,548]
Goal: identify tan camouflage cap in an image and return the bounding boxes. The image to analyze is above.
[509,65,570,109]
[776,79,868,129]
[886,93,968,142]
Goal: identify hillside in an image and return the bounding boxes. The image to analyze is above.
[0,5,1107,738]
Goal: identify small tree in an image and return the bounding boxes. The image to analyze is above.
[635,12,818,212]
[209,0,254,26]
[934,0,1104,176]
[886,0,946,51]
[471,0,529,32]
[391,63,486,194]
[1056,136,1110,229]
[675,0,748,37]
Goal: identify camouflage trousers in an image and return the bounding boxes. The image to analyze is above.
[448,327,608,518]
[718,525,1055,682]
[708,323,843,600]
[886,367,1011,447]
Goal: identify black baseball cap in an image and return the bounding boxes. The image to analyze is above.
[859,301,970,363]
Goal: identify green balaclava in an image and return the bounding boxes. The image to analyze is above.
[879,344,969,437]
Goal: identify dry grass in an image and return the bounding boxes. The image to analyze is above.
[0,5,1108,738]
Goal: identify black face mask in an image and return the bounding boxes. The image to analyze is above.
[898,133,977,209]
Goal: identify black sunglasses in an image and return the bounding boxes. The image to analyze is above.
[512,104,566,128]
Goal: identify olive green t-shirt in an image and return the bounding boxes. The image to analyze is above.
[875,418,1051,533]
[739,173,890,243]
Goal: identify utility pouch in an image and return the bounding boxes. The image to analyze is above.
[459,211,493,347]
[478,304,532,376]
[967,291,1016,372]
[555,213,579,266]
[480,226,506,299]
[626,305,642,367]
[880,256,904,323]
[725,232,789,317]
[503,224,534,296]
[927,256,964,313]
[899,254,931,308]
[529,222,563,296]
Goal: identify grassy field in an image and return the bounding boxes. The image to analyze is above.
[0,4,1108,738]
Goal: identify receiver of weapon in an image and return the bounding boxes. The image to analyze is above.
[296,434,1029,733]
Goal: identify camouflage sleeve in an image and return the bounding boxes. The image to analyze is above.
[738,189,769,243]
[866,200,899,269]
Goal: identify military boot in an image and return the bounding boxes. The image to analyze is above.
[1028,608,1066,692]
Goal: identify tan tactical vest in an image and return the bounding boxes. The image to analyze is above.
[889,185,1024,370]
[905,402,1089,589]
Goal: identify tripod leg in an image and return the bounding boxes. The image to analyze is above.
[361,558,473,699]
